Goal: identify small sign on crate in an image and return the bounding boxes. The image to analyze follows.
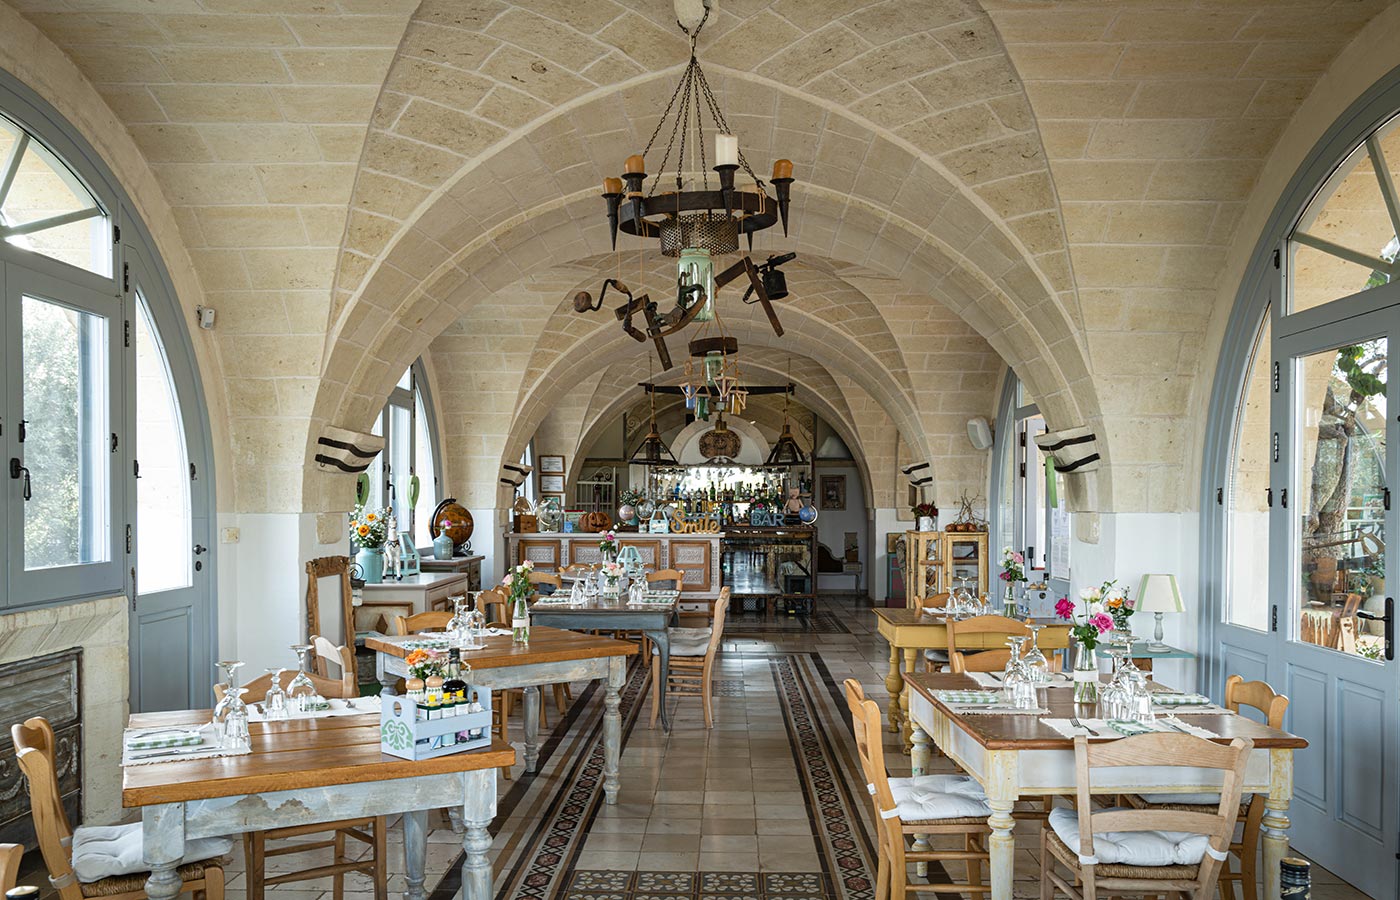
[379,689,493,761]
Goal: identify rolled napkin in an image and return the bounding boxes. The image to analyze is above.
[934,689,1001,705]
[1044,717,1219,739]
[124,728,204,751]
[1151,692,1212,706]
[121,723,247,766]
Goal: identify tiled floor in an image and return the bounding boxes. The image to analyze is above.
[13,595,1372,900]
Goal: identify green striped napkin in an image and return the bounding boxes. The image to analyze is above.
[125,730,204,751]
[934,690,1002,704]
[1106,719,1158,736]
[1152,693,1211,706]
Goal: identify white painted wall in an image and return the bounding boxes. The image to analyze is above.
[873,507,906,605]
[1068,511,1202,689]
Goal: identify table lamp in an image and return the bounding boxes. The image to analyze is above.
[1137,573,1184,651]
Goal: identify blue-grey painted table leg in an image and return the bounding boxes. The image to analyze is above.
[522,684,541,772]
[644,628,672,732]
[142,768,500,900]
[604,654,625,804]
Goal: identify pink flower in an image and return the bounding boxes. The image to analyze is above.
[1011,552,1024,564]
[998,571,1010,581]
[1089,613,1114,634]
[1054,598,1074,620]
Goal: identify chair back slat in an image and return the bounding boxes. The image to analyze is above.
[528,571,562,590]
[647,569,685,591]
[1072,733,1251,892]
[312,635,359,697]
[12,718,81,900]
[216,668,349,701]
[920,592,950,610]
[393,611,453,635]
[948,614,1031,673]
[705,588,731,657]
[1225,674,1288,727]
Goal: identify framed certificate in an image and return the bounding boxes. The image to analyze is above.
[539,455,565,474]
[540,474,565,494]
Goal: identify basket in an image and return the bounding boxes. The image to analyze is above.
[379,690,493,761]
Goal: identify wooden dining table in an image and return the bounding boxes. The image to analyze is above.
[528,592,679,731]
[872,607,1072,749]
[365,625,635,803]
[903,672,1308,900]
[123,710,514,900]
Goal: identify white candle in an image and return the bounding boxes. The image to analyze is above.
[715,133,738,168]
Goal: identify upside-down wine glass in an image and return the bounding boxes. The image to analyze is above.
[213,660,245,730]
[287,644,317,711]
[263,667,288,721]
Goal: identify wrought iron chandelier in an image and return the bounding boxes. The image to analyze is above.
[573,0,797,370]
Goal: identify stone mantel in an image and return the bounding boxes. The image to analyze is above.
[0,596,128,824]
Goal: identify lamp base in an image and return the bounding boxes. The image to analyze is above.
[1146,640,1170,652]
[1149,611,1169,652]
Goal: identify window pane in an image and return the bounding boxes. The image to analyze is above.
[388,402,411,524]
[1295,338,1386,659]
[1226,315,1272,630]
[135,293,192,594]
[1289,131,1398,313]
[366,414,383,509]
[413,391,437,548]
[22,295,109,569]
[0,113,111,277]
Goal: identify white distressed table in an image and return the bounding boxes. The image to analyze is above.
[123,711,515,900]
[904,672,1306,900]
[366,626,635,802]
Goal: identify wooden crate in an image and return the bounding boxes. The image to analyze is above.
[379,690,493,761]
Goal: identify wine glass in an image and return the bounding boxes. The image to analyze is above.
[222,688,251,751]
[466,592,487,646]
[287,645,317,711]
[263,668,288,721]
[1022,625,1050,685]
[1099,642,1134,720]
[1001,638,1036,709]
[213,660,245,728]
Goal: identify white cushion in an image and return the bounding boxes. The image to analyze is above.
[886,773,990,821]
[652,626,712,656]
[1138,792,1222,806]
[1048,807,1211,867]
[71,823,234,883]
[922,649,949,663]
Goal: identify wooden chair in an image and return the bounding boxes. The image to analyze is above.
[479,587,509,625]
[1126,675,1288,900]
[13,718,228,900]
[646,569,684,588]
[1041,733,1252,900]
[392,610,453,636]
[213,664,387,900]
[948,615,1031,673]
[651,588,730,728]
[0,843,20,894]
[313,634,359,697]
[528,571,562,594]
[917,593,953,671]
[841,679,990,899]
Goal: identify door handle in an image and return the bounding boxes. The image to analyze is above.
[193,544,207,556]
[9,458,30,501]
[1356,596,1394,661]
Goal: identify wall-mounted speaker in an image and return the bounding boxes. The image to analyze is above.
[967,416,993,451]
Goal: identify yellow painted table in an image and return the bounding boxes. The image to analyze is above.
[871,607,1071,751]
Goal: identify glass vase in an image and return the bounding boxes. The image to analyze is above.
[1072,641,1098,704]
[511,593,530,646]
[1003,583,1019,619]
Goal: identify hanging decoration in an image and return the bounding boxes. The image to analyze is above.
[570,0,797,370]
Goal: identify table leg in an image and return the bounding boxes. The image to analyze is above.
[1263,748,1294,900]
[603,654,625,804]
[649,629,672,734]
[984,751,1019,900]
[901,648,919,753]
[141,803,185,900]
[461,769,497,900]
[884,643,904,734]
[910,725,932,877]
[522,685,541,773]
[375,651,399,696]
[403,809,428,900]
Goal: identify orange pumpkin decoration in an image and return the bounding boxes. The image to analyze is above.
[580,511,613,533]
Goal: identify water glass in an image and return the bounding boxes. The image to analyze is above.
[264,668,288,720]
[1022,625,1050,684]
[222,687,251,751]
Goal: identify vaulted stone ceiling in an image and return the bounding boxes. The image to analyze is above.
[4,0,1395,520]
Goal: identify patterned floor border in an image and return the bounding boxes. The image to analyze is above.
[723,611,850,635]
[427,652,878,900]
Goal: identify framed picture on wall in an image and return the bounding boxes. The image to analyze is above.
[820,474,846,510]
[540,474,565,494]
[539,455,565,475]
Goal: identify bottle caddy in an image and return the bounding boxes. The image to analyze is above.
[380,649,493,760]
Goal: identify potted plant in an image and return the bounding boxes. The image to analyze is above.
[912,502,938,532]
[501,561,534,645]
[998,547,1027,615]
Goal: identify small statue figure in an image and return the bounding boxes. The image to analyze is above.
[384,512,404,581]
[783,486,804,516]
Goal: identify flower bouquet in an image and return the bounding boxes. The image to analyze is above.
[501,561,534,645]
[998,547,1028,617]
[405,647,442,681]
[1082,579,1134,637]
[600,560,624,596]
[349,505,388,548]
[598,530,619,557]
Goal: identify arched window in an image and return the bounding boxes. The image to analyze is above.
[365,360,442,548]
[0,70,215,713]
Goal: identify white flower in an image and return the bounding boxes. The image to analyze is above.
[1079,587,1099,602]
[522,560,535,570]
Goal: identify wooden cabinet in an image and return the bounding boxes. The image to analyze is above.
[669,539,713,592]
[903,530,989,608]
